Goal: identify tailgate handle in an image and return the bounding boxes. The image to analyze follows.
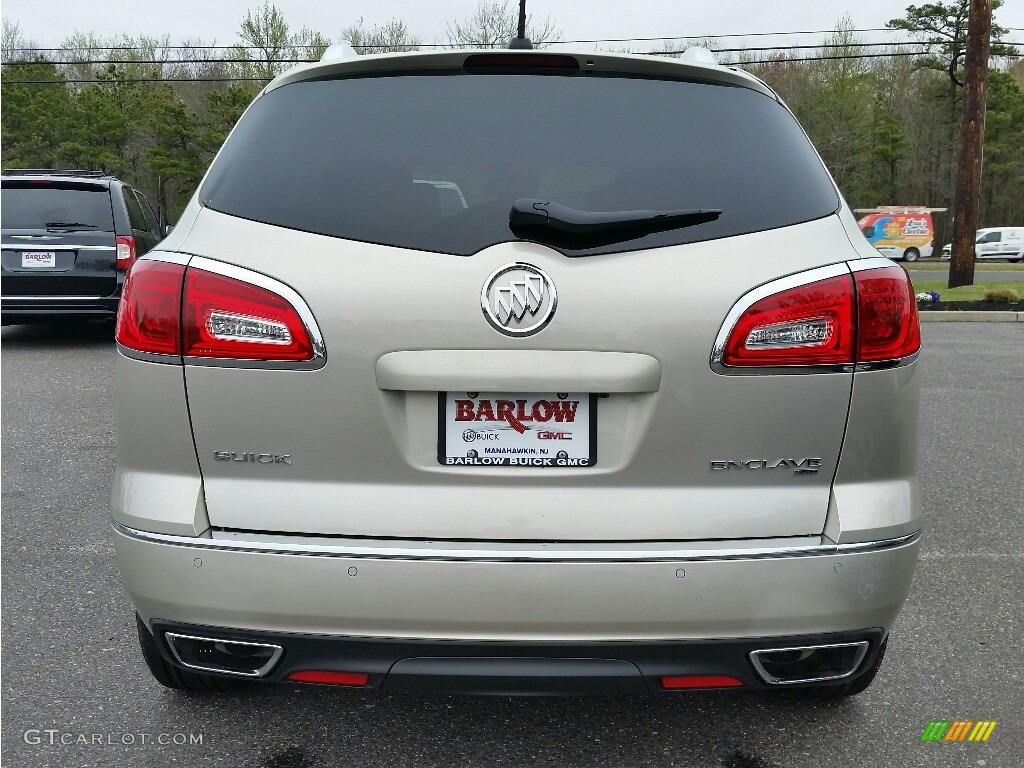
[376,350,661,392]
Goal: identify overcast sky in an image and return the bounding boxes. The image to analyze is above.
[4,0,1024,51]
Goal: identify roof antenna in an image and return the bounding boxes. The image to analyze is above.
[508,0,533,49]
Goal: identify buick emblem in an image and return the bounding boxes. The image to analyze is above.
[481,262,557,337]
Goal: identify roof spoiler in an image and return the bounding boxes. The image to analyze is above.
[3,169,107,177]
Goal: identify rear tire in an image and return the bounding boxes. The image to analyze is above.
[136,614,244,691]
[787,637,888,699]
[903,248,920,262]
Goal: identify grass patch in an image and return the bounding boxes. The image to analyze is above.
[910,279,1024,302]
[983,287,1020,303]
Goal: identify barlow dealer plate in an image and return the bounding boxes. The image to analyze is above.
[21,251,56,268]
[439,392,597,468]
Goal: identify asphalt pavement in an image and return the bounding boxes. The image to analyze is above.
[2,321,1022,768]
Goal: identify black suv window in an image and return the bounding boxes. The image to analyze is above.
[123,188,148,232]
[1,181,115,231]
[201,73,839,257]
[136,191,160,234]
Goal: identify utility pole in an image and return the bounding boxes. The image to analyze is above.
[949,0,991,289]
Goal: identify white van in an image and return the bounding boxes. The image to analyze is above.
[941,227,1024,262]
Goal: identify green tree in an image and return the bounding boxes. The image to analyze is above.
[887,0,1014,142]
[145,87,208,225]
[343,17,421,54]
[59,66,157,179]
[232,2,327,80]
[0,60,74,169]
[887,1,1012,88]
[238,2,292,80]
[865,106,910,203]
[201,85,257,165]
[980,70,1024,224]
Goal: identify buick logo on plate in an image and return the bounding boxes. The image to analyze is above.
[481,262,557,337]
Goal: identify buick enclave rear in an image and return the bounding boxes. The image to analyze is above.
[112,48,920,696]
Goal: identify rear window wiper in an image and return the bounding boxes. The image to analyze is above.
[509,198,721,249]
[45,222,99,230]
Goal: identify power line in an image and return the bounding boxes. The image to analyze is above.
[5,58,312,66]
[725,50,1020,64]
[9,47,1021,84]
[7,77,272,84]
[4,37,1021,81]
[6,40,1021,67]
[10,25,1020,54]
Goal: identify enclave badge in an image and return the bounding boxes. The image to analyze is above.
[711,458,822,475]
[481,262,557,337]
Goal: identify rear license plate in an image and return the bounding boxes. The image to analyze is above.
[439,392,597,468]
[22,251,56,268]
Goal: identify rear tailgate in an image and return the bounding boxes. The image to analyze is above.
[2,230,118,296]
[1,181,117,297]
[179,210,854,542]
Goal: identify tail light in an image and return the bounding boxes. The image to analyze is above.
[715,263,920,370]
[854,266,920,362]
[720,274,855,367]
[183,269,314,360]
[115,260,185,356]
[116,258,319,364]
[115,235,136,270]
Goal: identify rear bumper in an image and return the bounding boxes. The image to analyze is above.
[114,522,919,645]
[149,619,885,694]
[1,294,120,320]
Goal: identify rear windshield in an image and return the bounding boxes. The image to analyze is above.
[200,72,839,256]
[1,182,115,231]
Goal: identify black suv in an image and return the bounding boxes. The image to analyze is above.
[1,170,162,324]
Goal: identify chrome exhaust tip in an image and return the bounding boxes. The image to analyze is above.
[165,632,284,677]
[749,641,869,685]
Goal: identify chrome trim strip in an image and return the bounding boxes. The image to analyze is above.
[853,350,920,372]
[710,263,852,376]
[749,641,870,685]
[3,244,116,251]
[182,354,325,371]
[116,342,182,365]
[847,256,904,273]
[112,521,920,563]
[2,295,105,301]
[185,255,327,371]
[141,251,192,267]
[164,631,283,678]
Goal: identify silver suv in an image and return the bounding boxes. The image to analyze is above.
[112,48,921,696]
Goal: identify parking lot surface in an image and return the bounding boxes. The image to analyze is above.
[2,322,1022,768]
